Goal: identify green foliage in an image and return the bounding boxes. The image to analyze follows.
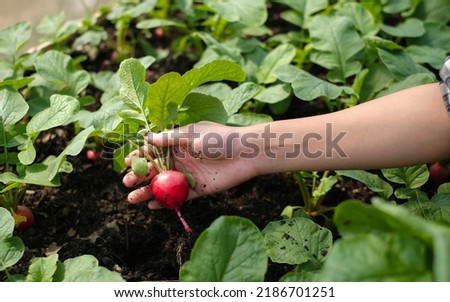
[0,208,124,281]
[262,217,332,266]
[0,207,24,271]
[0,0,449,283]
[180,216,267,281]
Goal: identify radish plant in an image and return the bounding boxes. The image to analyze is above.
[116,58,245,232]
[0,22,96,229]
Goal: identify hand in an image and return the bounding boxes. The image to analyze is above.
[122,122,260,209]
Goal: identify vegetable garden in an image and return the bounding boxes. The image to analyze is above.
[1,0,450,282]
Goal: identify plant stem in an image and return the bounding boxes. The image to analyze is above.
[294,173,311,210]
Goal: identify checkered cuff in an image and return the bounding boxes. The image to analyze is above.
[440,55,450,114]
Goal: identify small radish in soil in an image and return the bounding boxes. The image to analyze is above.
[86,149,102,161]
[149,170,192,233]
[429,161,450,185]
[13,205,35,230]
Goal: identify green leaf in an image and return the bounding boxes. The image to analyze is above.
[179,216,267,281]
[147,60,245,131]
[364,36,403,51]
[360,63,394,101]
[312,175,339,203]
[336,170,393,199]
[438,183,450,194]
[379,73,436,96]
[414,0,450,23]
[37,16,79,44]
[399,189,449,222]
[309,15,365,83]
[203,0,268,26]
[0,163,61,187]
[0,77,34,90]
[26,254,59,282]
[262,217,332,265]
[147,72,185,131]
[76,96,126,132]
[0,22,31,56]
[292,69,354,101]
[254,83,291,104]
[381,165,429,189]
[377,49,433,81]
[223,82,262,115]
[282,0,328,27]
[182,60,246,90]
[33,50,90,96]
[53,255,124,282]
[72,30,108,49]
[0,207,14,239]
[382,0,412,14]
[406,45,447,70]
[255,44,297,84]
[280,271,320,282]
[0,59,14,81]
[26,94,80,134]
[118,58,150,111]
[321,233,431,281]
[177,93,228,126]
[334,199,450,281]
[227,112,273,126]
[411,22,450,51]
[381,18,425,38]
[430,193,450,223]
[0,88,29,131]
[137,18,186,29]
[0,207,25,271]
[337,2,379,36]
[18,136,36,165]
[48,126,96,180]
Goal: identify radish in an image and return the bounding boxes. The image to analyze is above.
[14,205,35,230]
[429,161,450,185]
[86,149,102,161]
[149,170,192,233]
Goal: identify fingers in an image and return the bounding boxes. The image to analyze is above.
[146,124,195,147]
[122,161,158,187]
[127,186,153,204]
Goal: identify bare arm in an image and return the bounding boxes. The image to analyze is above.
[250,83,450,174]
[123,83,450,205]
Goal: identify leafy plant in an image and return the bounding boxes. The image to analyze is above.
[112,58,246,230]
[0,22,97,229]
[0,207,124,281]
[282,171,338,220]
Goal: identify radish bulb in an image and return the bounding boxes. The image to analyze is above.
[149,170,192,233]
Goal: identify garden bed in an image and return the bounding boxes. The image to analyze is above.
[1,0,450,282]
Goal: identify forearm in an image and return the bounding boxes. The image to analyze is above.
[248,83,450,174]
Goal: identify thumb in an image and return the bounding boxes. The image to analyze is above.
[146,124,198,147]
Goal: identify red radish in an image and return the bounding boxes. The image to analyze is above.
[14,205,34,230]
[149,170,192,233]
[154,27,164,38]
[429,161,450,185]
[86,149,102,161]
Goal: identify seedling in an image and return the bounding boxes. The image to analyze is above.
[285,171,338,219]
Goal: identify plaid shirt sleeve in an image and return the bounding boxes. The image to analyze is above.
[440,55,450,113]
